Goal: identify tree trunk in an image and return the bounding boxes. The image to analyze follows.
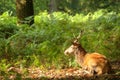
[49,0,57,13]
[16,0,34,25]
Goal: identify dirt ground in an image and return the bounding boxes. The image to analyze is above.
[0,60,120,80]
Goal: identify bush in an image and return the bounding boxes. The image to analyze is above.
[0,10,120,69]
[0,12,17,39]
[0,12,18,59]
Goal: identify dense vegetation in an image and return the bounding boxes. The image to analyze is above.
[0,10,120,71]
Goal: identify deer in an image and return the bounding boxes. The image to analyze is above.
[64,31,111,76]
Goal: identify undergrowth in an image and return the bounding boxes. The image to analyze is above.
[0,10,120,71]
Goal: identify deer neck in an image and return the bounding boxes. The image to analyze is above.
[75,46,87,67]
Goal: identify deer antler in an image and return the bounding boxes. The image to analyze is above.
[77,31,83,40]
[73,31,83,43]
[73,33,76,39]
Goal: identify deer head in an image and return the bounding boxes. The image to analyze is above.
[64,31,83,55]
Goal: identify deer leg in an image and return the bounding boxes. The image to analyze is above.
[89,68,95,75]
[82,66,94,76]
[95,67,103,75]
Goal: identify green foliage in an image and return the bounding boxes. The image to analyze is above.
[0,10,120,70]
[34,0,49,14]
[0,0,120,15]
[0,59,11,76]
[0,12,18,58]
[34,0,120,14]
[0,11,17,37]
[0,0,15,15]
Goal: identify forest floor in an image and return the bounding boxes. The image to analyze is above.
[0,60,120,80]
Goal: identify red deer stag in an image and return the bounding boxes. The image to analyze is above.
[64,31,111,76]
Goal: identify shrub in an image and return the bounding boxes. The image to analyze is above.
[0,10,120,68]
